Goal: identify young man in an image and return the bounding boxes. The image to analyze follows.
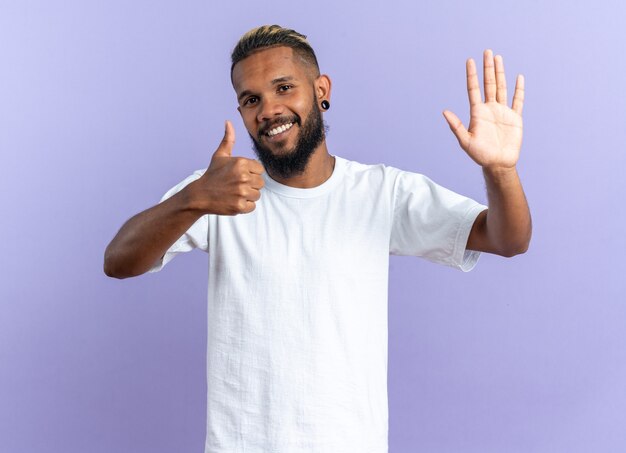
[104,25,531,453]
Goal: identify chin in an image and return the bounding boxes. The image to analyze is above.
[265,139,297,156]
[270,146,297,157]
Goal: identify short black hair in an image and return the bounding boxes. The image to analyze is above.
[230,25,320,77]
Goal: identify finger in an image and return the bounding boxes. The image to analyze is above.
[249,174,265,190]
[511,74,525,115]
[494,54,508,105]
[246,187,261,202]
[442,110,470,150]
[240,200,257,214]
[483,49,496,102]
[466,58,481,108]
[248,159,265,175]
[213,120,236,159]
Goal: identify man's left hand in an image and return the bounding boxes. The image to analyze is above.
[443,49,525,171]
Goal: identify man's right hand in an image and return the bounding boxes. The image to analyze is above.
[189,120,265,215]
[103,121,266,278]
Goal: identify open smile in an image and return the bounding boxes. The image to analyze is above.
[263,122,296,143]
[266,122,294,137]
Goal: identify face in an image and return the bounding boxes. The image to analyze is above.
[232,46,331,178]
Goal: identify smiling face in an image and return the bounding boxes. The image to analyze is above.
[232,46,331,178]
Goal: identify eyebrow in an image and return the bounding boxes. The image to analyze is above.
[237,76,296,102]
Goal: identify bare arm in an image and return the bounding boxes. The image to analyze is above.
[103,186,204,279]
[103,121,265,279]
[443,50,531,257]
[467,167,531,257]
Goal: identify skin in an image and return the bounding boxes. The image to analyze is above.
[103,46,530,279]
[232,46,334,188]
[444,50,531,256]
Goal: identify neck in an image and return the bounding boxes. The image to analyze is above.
[267,142,335,188]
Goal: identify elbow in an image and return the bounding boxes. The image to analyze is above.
[498,236,531,258]
[104,265,122,279]
[103,248,133,279]
[499,246,528,258]
[103,257,126,279]
[103,249,152,279]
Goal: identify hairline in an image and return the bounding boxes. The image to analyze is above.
[230,45,320,85]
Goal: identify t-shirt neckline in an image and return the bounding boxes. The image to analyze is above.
[262,155,346,199]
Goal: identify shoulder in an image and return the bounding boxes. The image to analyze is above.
[338,156,435,194]
[338,156,403,188]
[159,168,207,202]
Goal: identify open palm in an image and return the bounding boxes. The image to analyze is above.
[443,50,525,170]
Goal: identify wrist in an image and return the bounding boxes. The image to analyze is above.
[482,165,519,184]
[178,179,211,215]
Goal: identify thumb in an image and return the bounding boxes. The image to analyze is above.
[212,120,236,159]
[442,110,470,150]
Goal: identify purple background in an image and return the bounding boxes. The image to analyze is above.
[1,1,625,452]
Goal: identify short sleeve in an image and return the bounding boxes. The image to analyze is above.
[148,169,209,273]
[389,170,487,272]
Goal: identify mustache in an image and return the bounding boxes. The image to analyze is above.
[258,115,301,139]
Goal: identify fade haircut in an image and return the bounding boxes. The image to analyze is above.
[230,25,320,79]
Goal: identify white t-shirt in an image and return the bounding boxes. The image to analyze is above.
[149,156,487,453]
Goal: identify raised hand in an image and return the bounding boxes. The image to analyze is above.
[443,49,525,170]
[191,120,265,215]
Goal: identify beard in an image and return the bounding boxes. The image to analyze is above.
[249,97,327,179]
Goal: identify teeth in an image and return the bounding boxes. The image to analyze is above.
[267,122,293,137]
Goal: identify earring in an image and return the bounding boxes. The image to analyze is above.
[321,100,330,110]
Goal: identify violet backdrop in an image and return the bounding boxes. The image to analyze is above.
[1,0,625,452]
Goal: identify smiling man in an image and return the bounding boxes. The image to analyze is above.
[104,25,531,453]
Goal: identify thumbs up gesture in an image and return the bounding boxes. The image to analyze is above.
[191,121,265,215]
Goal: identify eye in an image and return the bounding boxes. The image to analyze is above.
[243,96,258,106]
[278,84,293,93]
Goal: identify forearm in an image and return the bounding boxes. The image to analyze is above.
[103,184,203,279]
[480,166,532,256]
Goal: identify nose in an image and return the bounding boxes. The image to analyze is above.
[256,97,285,124]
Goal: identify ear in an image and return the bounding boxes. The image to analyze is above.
[314,74,332,104]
